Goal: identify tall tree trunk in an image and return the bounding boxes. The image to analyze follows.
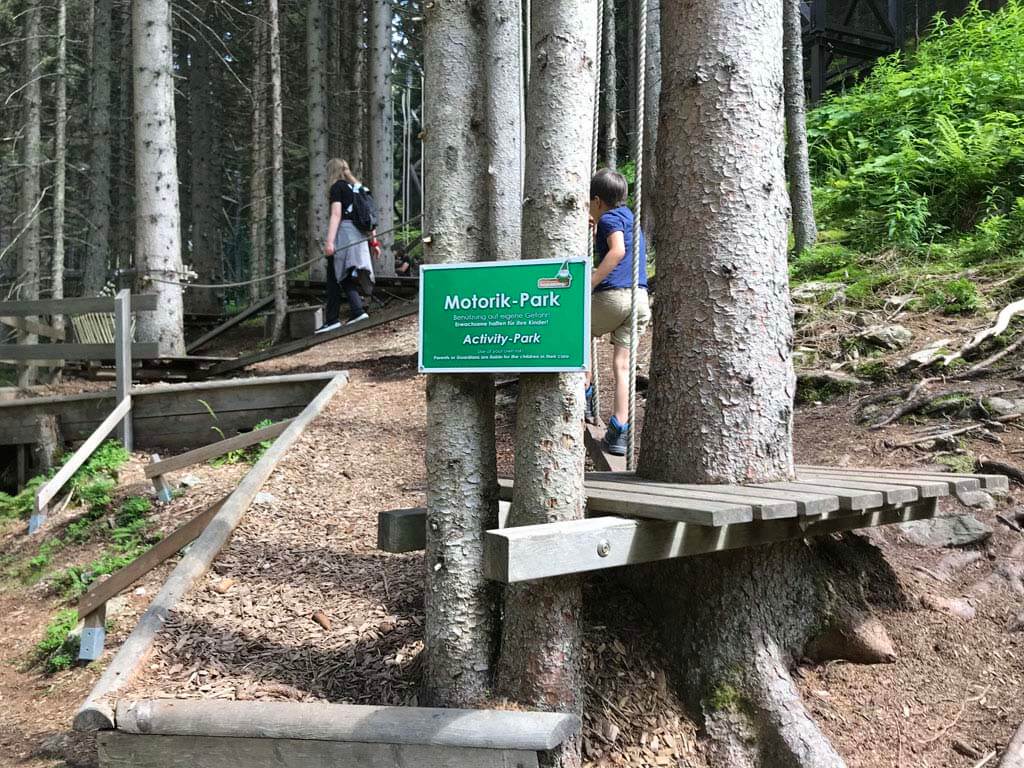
[188,2,225,315]
[484,0,524,262]
[340,1,358,161]
[600,0,617,168]
[114,15,134,281]
[496,2,596,766]
[53,0,68,339]
[636,5,854,766]
[641,0,660,243]
[268,0,288,340]
[133,0,186,354]
[420,0,498,708]
[368,0,395,274]
[17,1,42,387]
[784,0,818,254]
[306,0,329,282]
[85,0,113,296]
[328,0,344,158]
[249,10,269,304]
[359,0,371,177]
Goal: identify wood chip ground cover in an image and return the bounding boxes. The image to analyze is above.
[1,314,1022,767]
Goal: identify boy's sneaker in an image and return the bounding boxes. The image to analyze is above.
[315,321,342,334]
[584,386,597,424]
[602,416,629,456]
[344,312,370,326]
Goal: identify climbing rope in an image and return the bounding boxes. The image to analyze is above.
[626,0,648,471]
[143,216,422,290]
[589,0,605,422]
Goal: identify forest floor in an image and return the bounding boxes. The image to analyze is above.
[0,292,1022,768]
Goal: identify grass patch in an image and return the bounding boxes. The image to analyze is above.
[33,609,79,674]
[210,419,277,466]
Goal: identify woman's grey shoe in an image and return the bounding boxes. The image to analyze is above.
[344,312,369,326]
[315,321,342,334]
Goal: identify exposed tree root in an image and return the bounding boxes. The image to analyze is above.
[626,536,905,767]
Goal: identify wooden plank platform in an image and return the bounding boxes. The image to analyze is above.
[0,294,158,316]
[0,342,161,361]
[207,300,418,378]
[478,467,1008,581]
[484,501,939,583]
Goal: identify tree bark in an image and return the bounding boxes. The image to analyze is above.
[641,0,660,244]
[357,0,371,176]
[249,9,270,304]
[113,10,134,283]
[496,2,596,765]
[268,0,288,341]
[484,0,524,262]
[635,5,858,766]
[328,0,344,158]
[53,0,68,343]
[600,0,617,168]
[17,1,42,387]
[784,0,818,254]
[306,0,329,282]
[85,0,114,296]
[340,0,358,161]
[639,0,795,485]
[421,0,499,708]
[368,0,396,274]
[188,1,225,315]
[132,0,187,354]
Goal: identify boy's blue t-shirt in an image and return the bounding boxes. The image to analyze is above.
[594,206,648,292]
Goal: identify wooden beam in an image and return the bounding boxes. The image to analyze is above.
[208,301,417,377]
[798,469,946,498]
[98,732,540,768]
[584,421,626,472]
[0,343,160,361]
[144,420,292,478]
[0,315,66,340]
[484,499,938,583]
[75,374,348,732]
[186,296,274,353]
[793,474,919,506]
[758,481,883,511]
[582,486,754,526]
[114,291,132,451]
[378,502,511,554]
[583,478,799,521]
[31,397,132,534]
[798,465,1005,493]
[0,294,158,316]
[77,495,230,619]
[588,472,840,517]
[114,699,580,752]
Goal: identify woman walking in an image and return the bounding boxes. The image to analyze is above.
[318,158,380,333]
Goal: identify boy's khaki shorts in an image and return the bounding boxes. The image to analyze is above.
[592,288,651,348]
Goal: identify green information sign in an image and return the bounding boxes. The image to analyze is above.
[418,258,591,373]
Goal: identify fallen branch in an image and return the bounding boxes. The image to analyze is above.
[888,413,1021,448]
[870,385,970,429]
[961,333,1024,378]
[944,298,1024,366]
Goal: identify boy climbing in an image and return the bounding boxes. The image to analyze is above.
[585,168,650,456]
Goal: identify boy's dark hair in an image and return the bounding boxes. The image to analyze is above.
[590,168,628,207]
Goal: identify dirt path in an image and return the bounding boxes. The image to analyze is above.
[1,312,1022,768]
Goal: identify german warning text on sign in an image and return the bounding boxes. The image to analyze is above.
[418,258,591,373]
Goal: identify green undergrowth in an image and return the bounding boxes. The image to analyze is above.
[210,418,276,466]
[33,608,80,674]
[796,1,1024,309]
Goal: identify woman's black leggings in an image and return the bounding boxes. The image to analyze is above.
[325,256,365,324]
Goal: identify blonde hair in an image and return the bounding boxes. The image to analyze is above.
[327,158,360,191]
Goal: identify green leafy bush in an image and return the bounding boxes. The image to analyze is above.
[808,2,1024,261]
[923,277,983,314]
[34,609,79,673]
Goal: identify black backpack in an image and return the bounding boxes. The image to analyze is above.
[349,184,379,234]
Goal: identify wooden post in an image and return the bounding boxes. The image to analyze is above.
[114,290,133,451]
[79,602,107,661]
[150,453,173,502]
